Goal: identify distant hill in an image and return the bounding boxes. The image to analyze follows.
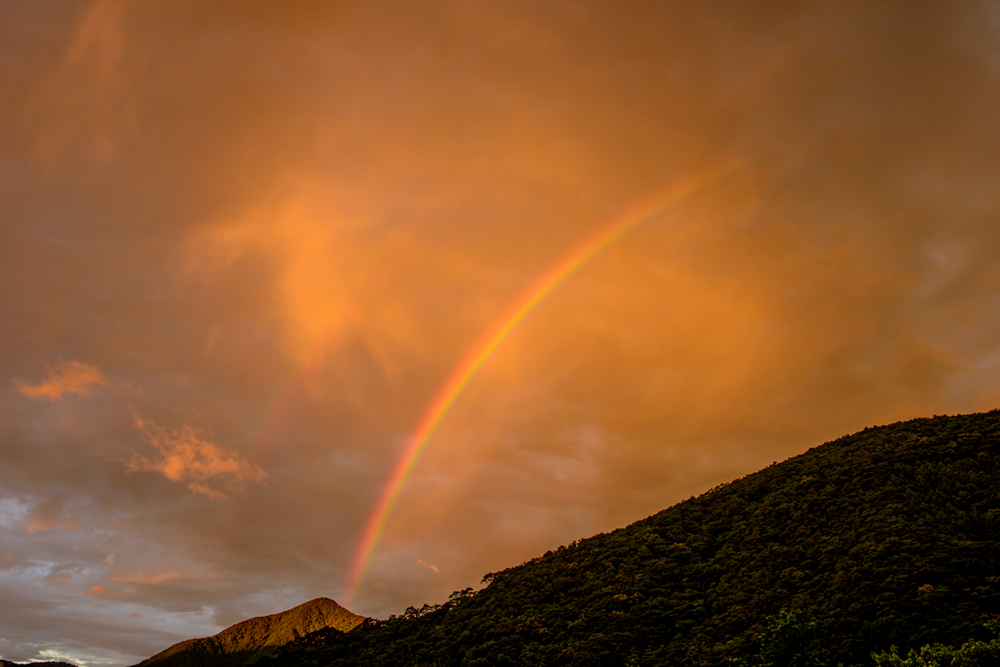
[1,661,76,667]
[259,410,1000,666]
[134,598,363,667]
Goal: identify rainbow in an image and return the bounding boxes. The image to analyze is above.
[343,164,735,604]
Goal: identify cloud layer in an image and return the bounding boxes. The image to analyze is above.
[2,1,1000,665]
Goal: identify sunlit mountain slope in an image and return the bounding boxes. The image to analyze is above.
[135,598,363,667]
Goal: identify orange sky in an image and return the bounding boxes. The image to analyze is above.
[3,1,1000,664]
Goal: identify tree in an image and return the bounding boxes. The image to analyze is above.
[730,610,825,667]
[871,624,1000,667]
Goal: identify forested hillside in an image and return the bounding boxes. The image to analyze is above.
[266,411,1000,666]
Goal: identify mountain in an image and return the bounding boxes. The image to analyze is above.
[134,598,363,667]
[259,410,1000,666]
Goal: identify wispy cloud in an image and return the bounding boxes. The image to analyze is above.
[26,515,78,534]
[416,559,439,573]
[13,361,110,402]
[109,570,215,585]
[122,414,266,500]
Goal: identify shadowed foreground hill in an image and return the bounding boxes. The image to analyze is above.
[263,411,1000,666]
[135,598,363,667]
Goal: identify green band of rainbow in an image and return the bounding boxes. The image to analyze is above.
[343,165,735,605]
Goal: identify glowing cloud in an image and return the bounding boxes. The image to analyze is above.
[108,571,214,585]
[123,414,266,500]
[13,361,110,402]
[179,194,358,366]
[416,559,440,573]
[26,515,78,534]
[344,166,735,603]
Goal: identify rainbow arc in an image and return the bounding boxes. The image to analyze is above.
[344,165,735,604]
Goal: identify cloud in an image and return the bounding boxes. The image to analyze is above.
[13,361,110,402]
[122,414,266,500]
[26,515,77,534]
[25,499,78,534]
[416,559,439,573]
[43,565,81,584]
[109,571,213,585]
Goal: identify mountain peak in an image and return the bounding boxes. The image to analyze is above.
[134,597,364,667]
[291,597,340,612]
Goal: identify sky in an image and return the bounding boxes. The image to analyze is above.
[2,1,1000,664]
